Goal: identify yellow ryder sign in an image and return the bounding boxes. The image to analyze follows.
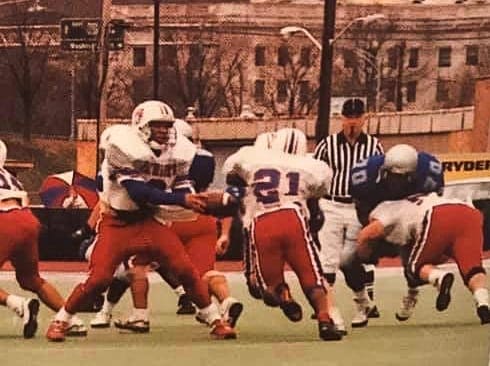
[438,153,490,182]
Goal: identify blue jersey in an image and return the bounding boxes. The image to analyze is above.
[350,151,444,225]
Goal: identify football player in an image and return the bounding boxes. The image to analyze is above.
[45,101,236,342]
[91,114,243,332]
[223,127,342,341]
[358,191,490,325]
[0,140,87,338]
[348,144,444,321]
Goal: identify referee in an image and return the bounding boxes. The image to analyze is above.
[313,98,383,333]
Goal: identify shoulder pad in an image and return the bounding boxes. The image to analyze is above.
[105,126,153,168]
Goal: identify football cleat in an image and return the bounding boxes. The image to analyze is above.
[351,298,369,328]
[46,320,68,342]
[435,272,454,312]
[367,305,380,318]
[318,320,343,341]
[90,310,112,328]
[396,294,418,322]
[195,311,210,326]
[477,305,490,325]
[176,294,196,315]
[114,318,150,333]
[66,316,88,336]
[280,301,303,322]
[22,298,40,339]
[209,319,237,340]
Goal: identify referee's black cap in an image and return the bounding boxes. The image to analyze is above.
[341,98,365,118]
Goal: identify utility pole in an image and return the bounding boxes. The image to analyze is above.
[96,0,112,174]
[316,0,337,142]
[153,0,160,99]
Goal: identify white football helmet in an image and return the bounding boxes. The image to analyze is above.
[0,139,6,168]
[173,118,193,139]
[254,132,276,149]
[131,100,176,149]
[270,128,307,156]
[383,144,418,174]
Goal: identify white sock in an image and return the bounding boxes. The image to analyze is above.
[428,269,446,287]
[473,288,489,307]
[54,307,74,323]
[6,294,25,317]
[173,286,186,297]
[197,303,221,325]
[131,308,149,321]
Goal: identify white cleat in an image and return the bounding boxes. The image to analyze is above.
[90,310,112,329]
[396,290,418,322]
[351,298,369,328]
[221,298,243,329]
[67,316,88,336]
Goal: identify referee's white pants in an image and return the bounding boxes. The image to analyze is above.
[317,198,362,275]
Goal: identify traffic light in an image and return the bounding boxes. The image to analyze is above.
[108,19,127,51]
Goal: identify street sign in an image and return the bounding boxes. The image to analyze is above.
[60,18,101,52]
[107,19,127,51]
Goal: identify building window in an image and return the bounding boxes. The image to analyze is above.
[299,80,310,103]
[438,47,451,67]
[255,45,266,66]
[278,45,289,66]
[408,48,418,68]
[436,79,450,102]
[466,45,479,66]
[406,81,417,103]
[385,80,396,103]
[254,80,265,103]
[133,47,146,67]
[161,45,177,66]
[388,47,398,69]
[300,47,311,67]
[343,49,355,68]
[277,80,288,102]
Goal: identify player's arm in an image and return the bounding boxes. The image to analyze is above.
[357,219,385,260]
[216,216,232,256]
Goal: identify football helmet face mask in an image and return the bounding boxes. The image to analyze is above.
[0,139,7,168]
[270,128,307,156]
[131,100,176,150]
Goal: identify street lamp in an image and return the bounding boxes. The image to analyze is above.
[280,12,384,141]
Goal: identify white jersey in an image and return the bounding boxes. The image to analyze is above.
[0,167,28,208]
[100,125,197,215]
[370,192,473,246]
[223,146,333,226]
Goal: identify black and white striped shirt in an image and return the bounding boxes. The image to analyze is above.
[313,132,383,198]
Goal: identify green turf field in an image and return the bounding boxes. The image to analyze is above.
[0,268,488,366]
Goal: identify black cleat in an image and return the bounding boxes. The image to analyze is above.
[280,301,303,322]
[367,305,380,318]
[23,299,40,339]
[176,294,197,315]
[318,320,343,341]
[227,302,244,328]
[436,273,454,311]
[477,305,490,325]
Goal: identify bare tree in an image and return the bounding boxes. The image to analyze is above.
[0,7,56,140]
[157,31,246,118]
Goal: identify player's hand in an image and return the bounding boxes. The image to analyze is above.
[216,234,230,257]
[71,224,95,246]
[184,193,207,213]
